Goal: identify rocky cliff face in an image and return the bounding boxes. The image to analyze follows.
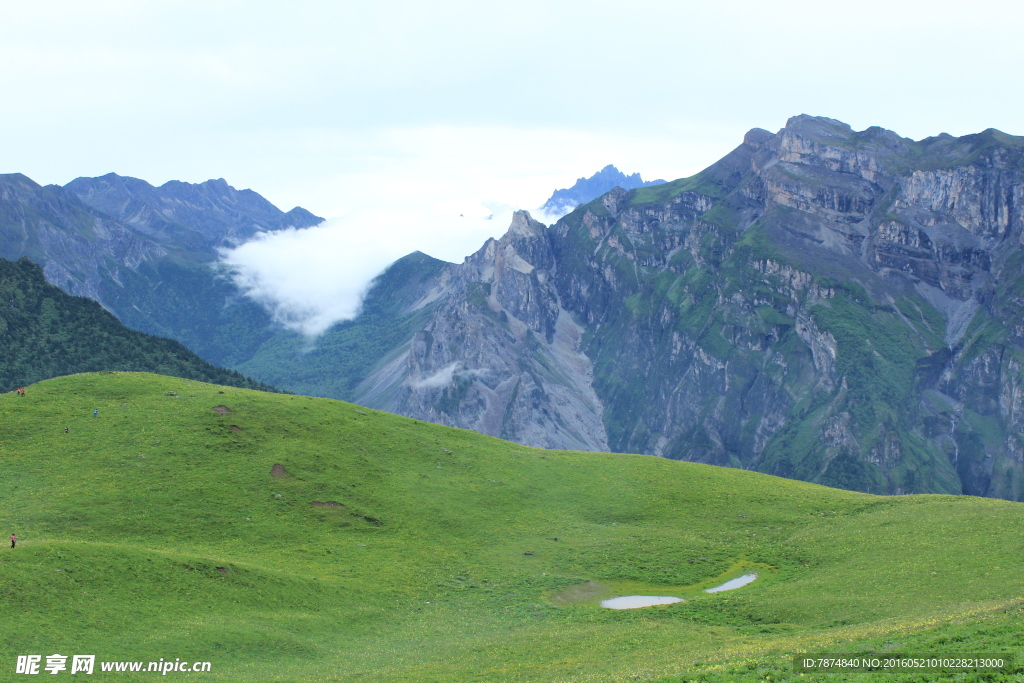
[0,174,166,302]
[327,116,1024,500]
[353,212,608,451]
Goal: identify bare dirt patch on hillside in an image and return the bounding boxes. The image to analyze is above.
[549,581,607,605]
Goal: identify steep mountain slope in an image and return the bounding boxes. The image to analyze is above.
[541,163,665,215]
[3,372,1024,682]
[358,211,609,451]
[237,214,609,451]
[0,257,273,392]
[259,116,1024,500]
[0,173,321,366]
[235,250,448,400]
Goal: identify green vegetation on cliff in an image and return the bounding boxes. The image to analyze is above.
[0,258,274,393]
[1,372,1024,681]
[234,251,447,400]
[542,117,1024,500]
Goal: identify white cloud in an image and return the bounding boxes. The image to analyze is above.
[9,0,1024,198]
[410,362,490,390]
[218,202,522,337]
[218,219,383,337]
[216,123,716,338]
[411,362,461,390]
[242,123,721,222]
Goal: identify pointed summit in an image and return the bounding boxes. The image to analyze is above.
[540,165,665,217]
[506,210,545,238]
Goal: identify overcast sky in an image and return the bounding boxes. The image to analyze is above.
[4,0,1023,334]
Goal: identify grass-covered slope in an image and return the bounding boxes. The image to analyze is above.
[2,373,1024,682]
[0,257,275,393]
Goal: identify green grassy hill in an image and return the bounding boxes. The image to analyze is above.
[2,373,1023,682]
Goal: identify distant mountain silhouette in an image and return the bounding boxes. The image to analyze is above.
[0,172,321,368]
[540,164,665,215]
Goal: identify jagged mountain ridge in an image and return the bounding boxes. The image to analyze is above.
[0,172,322,366]
[541,164,666,216]
[352,212,609,451]
[282,115,1024,500]
[65,173,321,248]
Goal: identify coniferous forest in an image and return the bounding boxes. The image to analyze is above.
[0,257,275,393]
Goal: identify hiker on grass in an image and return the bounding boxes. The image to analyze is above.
[93,409,98,417]
[10,534,15,549]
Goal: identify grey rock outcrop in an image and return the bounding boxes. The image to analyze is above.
[0,174,166,302]
[354,211,608,451]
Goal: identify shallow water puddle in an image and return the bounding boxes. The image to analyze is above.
[597,572,760,609]
[703,573,758,593]
[600,595,684,609]
[557,561,769,609]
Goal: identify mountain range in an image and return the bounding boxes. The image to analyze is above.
[266,115,1024,500]
[0,172,322,367]
[5,116,1024,501]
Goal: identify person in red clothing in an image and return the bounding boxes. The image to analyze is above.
[16,388,24,395]
[10,534,15,549]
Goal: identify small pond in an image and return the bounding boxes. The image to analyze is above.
[593,568,762,609]
[704,573,758,593]
[600,595,684,609]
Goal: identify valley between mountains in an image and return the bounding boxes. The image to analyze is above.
[249,116,1024,500]
[5,116,1024,501]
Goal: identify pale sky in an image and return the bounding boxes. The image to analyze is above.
[4,0,1023,334]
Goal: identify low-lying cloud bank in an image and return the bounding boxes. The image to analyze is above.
[219,204,526,337]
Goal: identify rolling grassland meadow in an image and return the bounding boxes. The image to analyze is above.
[2,373,1024,682]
